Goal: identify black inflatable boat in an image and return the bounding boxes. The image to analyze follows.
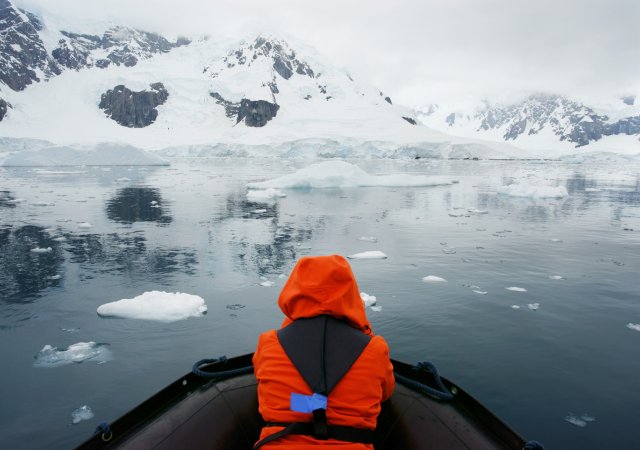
[76,353,539,449]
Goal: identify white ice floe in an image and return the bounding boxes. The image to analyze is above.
[506,286,527,292]
[371,306,382,312]
[260,280,275,287]
[627,323,640,332]
[347,251,388,260]
[97,291,207,322]
[46,275,61,280]
[511,305,521,309]
[358,236,378,243]
[528,303,540,310]
[71,405,94,424]
[33,342,113,368]
[246,188,287,201]
[77,222,92,229]
[422,275,447,283]
[30,247,52,253]
[497,183,569,198]
[585,188,601,192]
[472,289,488,295]
[360,292,377,308]
[549,275,565,280]
[565,414,596,428]
[247,161,458,190]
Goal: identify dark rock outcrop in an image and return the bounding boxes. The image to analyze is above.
[237,99,279,127]
[99,83,169,128]
[0,0,61,91]
[210,92,279,127]
[402,116,417,125]
[0,98,8,121]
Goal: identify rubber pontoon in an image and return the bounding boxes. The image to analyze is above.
[75,353,539,449]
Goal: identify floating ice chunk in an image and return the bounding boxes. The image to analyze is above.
[46,274,61,280]
[360,292,377,307]
[34,342,112,368]
[246,188,287,201]
[528,303,540,310]
[71,405,94,424]
[549,238,563,242]
[472,290,488,295]
[549,275,565,280]
[627,323,640,332]
[150,201,158,205]
[53,236,66,242]
[30,247,52,253]
[506,287,527,292]
[77,222,92,229]
[565,414,596,428]
[511,305,521,309]
[247,161,457,190]
[32,201,55,206]
[358,236,378,243]
[347,251,388,260]
[8,198,25,204]
[97,291,207,322]
[260,280,275,287]
[252,209,267,214]
[585,188,601,192]
[467,208,488,214]
[371,306,382,312]
[422,275,447,283]
[498,184,568,198]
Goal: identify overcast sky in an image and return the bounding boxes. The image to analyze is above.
[15,0,640,107]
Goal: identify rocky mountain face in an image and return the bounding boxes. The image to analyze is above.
[0,0,61,90]
[99,83,169,127]
[52,27,189,70]
[0,0,187,93]
[422,94,640,147]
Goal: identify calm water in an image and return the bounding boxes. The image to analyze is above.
[1,158,639,449]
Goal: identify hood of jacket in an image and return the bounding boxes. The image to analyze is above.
[278,254,372,335]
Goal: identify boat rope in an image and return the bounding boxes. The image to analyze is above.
[523,440,545,449]
[394,361,455,401]
[93,422,113,442]
[192,355,254,379]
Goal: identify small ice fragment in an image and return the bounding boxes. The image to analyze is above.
[371,306,382,312]
[150,201,158,205]
[472,290,488,295]
[30,247,52,253]
[347,251,388,260]
[528,303,540,310]
[260,280,275,287]
[506,287,527,292]
[549,275,565,280]
[34,342,112,368]
[550,238,563,242]
[441,248,457,254]
[585,188,600,192]
[32,201,55,206]
[358,236,378,243]
[150,204,161,208]
[78,222,92,229]
[626,323,640,332]
[61,327,80,333]
[71,405,94,424]
[226,304,245,310]
[565,414,595,428]
[511,305,521,309]
[46,275,61,280]
[422,275,447,283]
[53,237,66,242]
[246,188,287,201]
[467,208,488,214]
[8,198,25,203]
[252,209,267,214]
[360,292,377,307]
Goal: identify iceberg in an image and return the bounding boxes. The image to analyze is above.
[422,275,447,283]
[247,161,457,190]
[97,291,207,322]
[347,251,388,260]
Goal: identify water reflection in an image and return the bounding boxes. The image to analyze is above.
[106,187,172,224]
[0,191,17,208]
[64,232,197,282]
[0,225,64,302]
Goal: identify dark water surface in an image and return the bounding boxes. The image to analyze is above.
[1,158,639,449]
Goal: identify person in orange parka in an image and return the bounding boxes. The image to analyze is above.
[253,254,395,449]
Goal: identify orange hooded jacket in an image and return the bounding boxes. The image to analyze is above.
[253,255,395,449]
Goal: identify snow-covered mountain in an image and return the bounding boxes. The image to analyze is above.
[3,0,621,162]
[418,94,640,154]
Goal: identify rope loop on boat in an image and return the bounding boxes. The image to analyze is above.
[394,361,455,401]
[192,355,254,379]
[94,422,113,442]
